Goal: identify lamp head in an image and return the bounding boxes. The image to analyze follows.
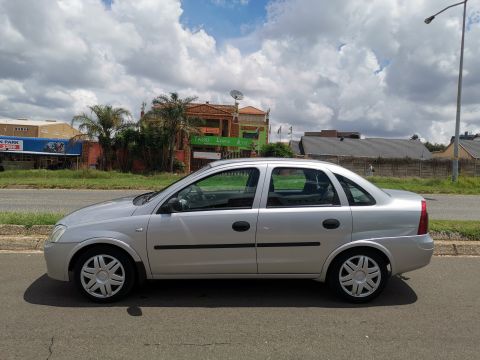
[424,15,435,24]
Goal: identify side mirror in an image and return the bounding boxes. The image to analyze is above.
[160,197,182,214]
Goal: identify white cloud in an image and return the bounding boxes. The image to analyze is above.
[0,0,479,143]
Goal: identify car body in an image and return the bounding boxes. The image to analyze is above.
[44,158,433,302]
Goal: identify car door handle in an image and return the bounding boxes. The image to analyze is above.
[232,221,250,232]
[323,219,340,229]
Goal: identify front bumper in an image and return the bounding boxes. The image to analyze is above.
[376,234,434,275]
[44,242,78,281]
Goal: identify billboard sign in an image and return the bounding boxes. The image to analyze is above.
[0,136,82,155]
[0,138,23,151]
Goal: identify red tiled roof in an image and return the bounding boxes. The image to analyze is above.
[239,106,266,115]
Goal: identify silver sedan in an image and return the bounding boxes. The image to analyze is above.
[44,158,433,303]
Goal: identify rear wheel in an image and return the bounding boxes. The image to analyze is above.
[73,246,135,303]
[328,249,388,303]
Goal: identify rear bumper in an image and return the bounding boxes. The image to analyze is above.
[376,234,434,275]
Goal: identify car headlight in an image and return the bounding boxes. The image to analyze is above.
[47,225,67,243]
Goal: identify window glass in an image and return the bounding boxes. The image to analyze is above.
[267,167,340,207]
[334,174,376,206]
[172,168,260,211]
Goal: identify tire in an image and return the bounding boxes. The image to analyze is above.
[327,249,388,303]
[73,246,135,303]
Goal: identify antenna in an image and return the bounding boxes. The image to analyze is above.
[230,90,243,124]
[230,90,244,101]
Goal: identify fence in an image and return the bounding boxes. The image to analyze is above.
[306,155,480,178]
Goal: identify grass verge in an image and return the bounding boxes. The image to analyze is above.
[0,212,65,228]
[430,220,480,241]
[0,169,182,190]
[369,176,480,195]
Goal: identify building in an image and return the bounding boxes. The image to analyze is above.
[433,139,480,160]
[292,131,432,160]
[238,106,269,152]
[0,135,83,170]
[0,118,81,139]
[0,118,84,170]
[156,102,269,171]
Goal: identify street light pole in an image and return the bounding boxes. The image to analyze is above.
[425,0,468,182]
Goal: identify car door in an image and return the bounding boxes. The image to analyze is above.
[147,166,265,275]
[256,165,352,274]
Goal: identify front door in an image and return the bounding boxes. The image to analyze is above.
[256,166,352,274]
[147,167,263,274]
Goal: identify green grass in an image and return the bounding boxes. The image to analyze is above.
[0,212,65,228]
[0,169,183,190]
[430,220,480,241]
[369,176,480,195]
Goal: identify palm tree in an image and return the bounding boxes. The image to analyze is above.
[72,105,132,170]
[145,93,203,172]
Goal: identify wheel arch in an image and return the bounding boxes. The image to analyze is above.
[318,241,395,282]
[66,238,146,283]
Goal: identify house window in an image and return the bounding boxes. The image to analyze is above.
[14,127,28,131]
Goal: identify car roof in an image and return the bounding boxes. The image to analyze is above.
[208,157,331,168]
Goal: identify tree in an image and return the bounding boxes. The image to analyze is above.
[423,141,447,152]
[410,134,419,140]
[260,142,294,158]
[144,93,203,172]
[72,105,132,170]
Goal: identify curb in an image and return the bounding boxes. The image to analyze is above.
[0,234,479,256]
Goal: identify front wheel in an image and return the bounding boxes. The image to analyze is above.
[73,246,135,303]
[328,249,388,303]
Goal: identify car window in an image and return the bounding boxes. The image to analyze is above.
[267,167,340,207]
[170,168,260,212]
[334,174,376,206]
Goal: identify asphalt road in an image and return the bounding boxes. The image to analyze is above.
[0,254,478,359]
[0,189,478,220]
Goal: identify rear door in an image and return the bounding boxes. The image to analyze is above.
[256,165,352,274]
[147,166,265,274]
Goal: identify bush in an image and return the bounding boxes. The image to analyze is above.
[260,142,294,158]
[173,159,186,173]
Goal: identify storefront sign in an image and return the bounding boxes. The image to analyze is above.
[200,127,220,135]
[193,151,222,160]
[0,136,82,155]
[190,136,252,147]
[0,138,23,151]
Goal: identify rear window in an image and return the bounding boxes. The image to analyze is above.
[334,174,376,206]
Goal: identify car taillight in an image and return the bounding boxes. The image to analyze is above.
[418,199,429,235]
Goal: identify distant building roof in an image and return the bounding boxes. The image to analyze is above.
[299,136,432,159]
[460,140,480,159]
[239,106,266,115]
[0,118,61,126]
[450,132,480,143]
[289,140,301,155]
[304,130,360,139]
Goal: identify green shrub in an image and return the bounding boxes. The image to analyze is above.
[260,143,294,158]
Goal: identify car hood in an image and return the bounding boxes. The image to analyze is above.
[59,196,138,227]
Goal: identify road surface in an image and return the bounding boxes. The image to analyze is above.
[0,254,478,359]
[0,189,478,220]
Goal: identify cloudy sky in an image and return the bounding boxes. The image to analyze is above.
[0,0,479,143]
